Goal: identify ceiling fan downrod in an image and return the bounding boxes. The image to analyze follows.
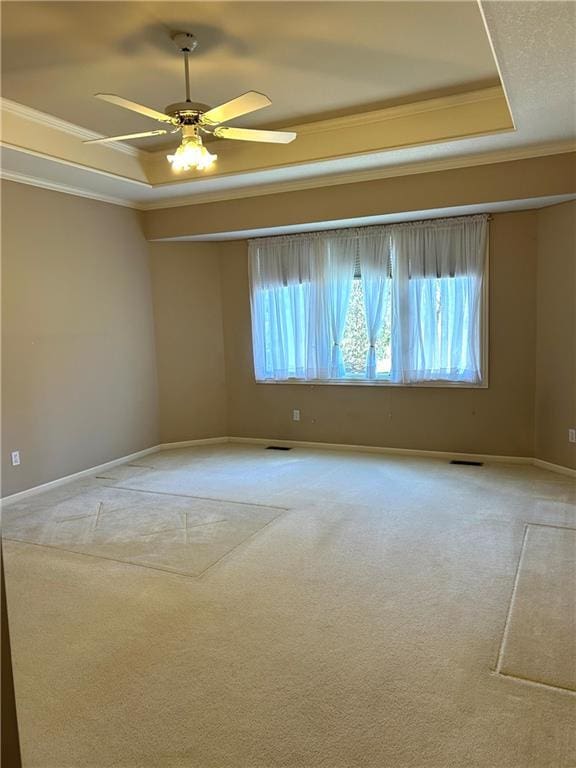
[171,32,198,104]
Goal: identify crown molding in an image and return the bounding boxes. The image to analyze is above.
[0,169,137,209]
[291,86,506,136]
[2,140,573,213]
[1,141,151,187]
[140,140,576,210]
[0,97,144,159]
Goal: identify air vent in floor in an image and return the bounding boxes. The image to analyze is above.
[450,460,483,466]
[266,446,292,451]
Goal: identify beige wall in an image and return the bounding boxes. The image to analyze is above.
[535,201,576,469]
[1,181,159,496]
[219,211,538,457]
[144,153,575,240]
[149,243,227,443]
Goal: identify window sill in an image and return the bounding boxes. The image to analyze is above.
[255,378,488,389]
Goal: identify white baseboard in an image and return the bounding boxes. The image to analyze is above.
[158,437,229,450]
[1,437,228,506]
[2,436,573,507]
[1,446,160,507]
[232,436,576,476]
[532,458,576,478]
[0,437,229,507]
[228,435,531,465]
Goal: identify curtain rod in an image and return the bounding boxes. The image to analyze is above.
[249,212,492,245]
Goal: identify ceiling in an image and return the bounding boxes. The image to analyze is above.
[1,1,498,147]
[0,1,574,209]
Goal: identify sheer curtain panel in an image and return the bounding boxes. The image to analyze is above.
[248,234,356,380]
[390,215,487,384]
[359,231,392,379]
[319,236,357,378]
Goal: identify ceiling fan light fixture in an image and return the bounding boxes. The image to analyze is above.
[167,134,217,172]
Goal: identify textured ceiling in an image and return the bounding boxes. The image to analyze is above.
[481,0,576,141]
[1,1,498,147]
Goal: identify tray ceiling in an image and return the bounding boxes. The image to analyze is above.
[1,1,499,147]
[1,1,574,210]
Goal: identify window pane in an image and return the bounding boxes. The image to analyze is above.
[341,279,368,375]
[340,278,392,378]
[375,281,392,375]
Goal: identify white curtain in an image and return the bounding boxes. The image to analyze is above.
[390,215,487,383]
[249,237,319,380]
[249,233,356,381]
[359,231,392,379]
[319,236,357,378]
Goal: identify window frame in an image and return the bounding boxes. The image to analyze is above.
[252,234,490,389]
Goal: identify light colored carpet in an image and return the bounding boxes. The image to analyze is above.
[3,483,284,577]
[496,523,576,692]
[2,444,576,768]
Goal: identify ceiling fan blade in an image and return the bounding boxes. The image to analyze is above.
[95,93,176,124]
[214,126,297,144]
[83,129,170,145]
[201,91,272,126]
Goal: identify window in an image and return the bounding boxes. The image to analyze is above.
[341,276,392,378]
[249,215,487,386]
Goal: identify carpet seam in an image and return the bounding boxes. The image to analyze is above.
[494,521,576,693]
[2,515,284,581]
[494,671,576,697]
[494,523,530,674]
[525,522,576,533]
[2,537,208,579]
[194,508,289,580]
[100,484,290,511]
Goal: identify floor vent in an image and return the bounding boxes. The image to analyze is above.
[450,460,484,466]
[266,445,292,451]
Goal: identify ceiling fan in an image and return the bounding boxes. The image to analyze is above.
[85,31,297,171]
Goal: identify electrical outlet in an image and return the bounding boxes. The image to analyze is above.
[569,429,576,444]
[11,450,21,466]
[292,409,300,422]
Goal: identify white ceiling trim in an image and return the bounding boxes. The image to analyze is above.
[0,168,136,208]
[0,97,143,159]
[141,140,575,209]
[2,139,573,212]
[271,86,503,136]
[0,141,151,188]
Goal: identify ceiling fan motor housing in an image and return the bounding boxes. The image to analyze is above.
[164,102,212,123]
